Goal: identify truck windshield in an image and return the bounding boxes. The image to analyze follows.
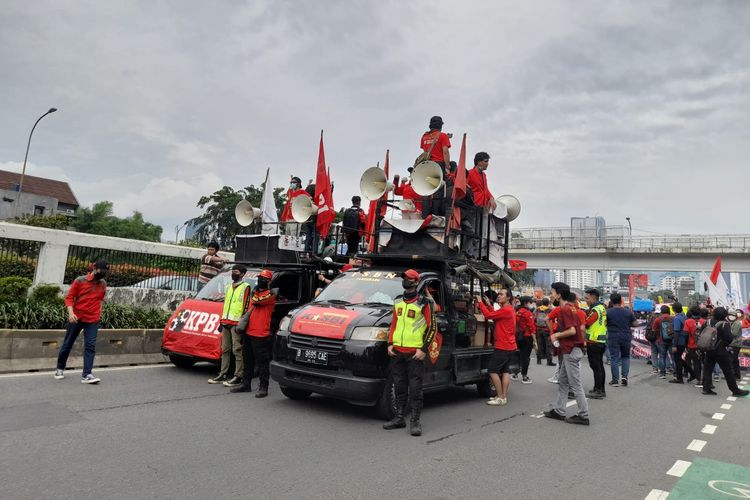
[196,269,258,302]
[315,271,402,306]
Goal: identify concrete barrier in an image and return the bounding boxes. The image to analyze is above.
[0,328,168,373]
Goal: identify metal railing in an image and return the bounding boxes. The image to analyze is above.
[510,233,750,251]
[0,237,42,280]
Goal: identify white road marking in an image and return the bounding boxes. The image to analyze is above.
[712,413,726,420]
[702,424,717,435]
[0,364,170,379]
[666,460,692,477]
[645,489,670,500]
[727,396,737,402]
[721,403,732,410]
[566,400,576,407]
[687,439,706,452]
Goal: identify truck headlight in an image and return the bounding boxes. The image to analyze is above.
[279,316,291,332]
[350,327,389,342]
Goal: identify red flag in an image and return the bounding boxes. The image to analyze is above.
[449,133,467,231]
[709,256,721,285]
[313,131,335,238]
[365,150,390,252]
[508,259,527,271]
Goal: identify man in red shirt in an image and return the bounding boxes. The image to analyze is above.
[393,167,423,217]
[515,296,538,384]
[419,116,451,217]
[684,306,702,384]
[544,282,589,425]
[231,269,276,397]
[476,288,516,406]
[55,260,110,384]
[466,152,497,212]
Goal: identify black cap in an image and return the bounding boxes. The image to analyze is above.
[93,260,110,270]
[429,116,444,130]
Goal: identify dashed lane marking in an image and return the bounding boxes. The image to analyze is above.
[728,396,737,402]
[687,439,707,452]
[644,489,669,500]
[666,460,692,478]
[712,412,726,421]
[721,403,733,410]
[702,424,717,435]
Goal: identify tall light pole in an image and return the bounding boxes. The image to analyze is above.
[14,107,58,218]
[626,217,632,236]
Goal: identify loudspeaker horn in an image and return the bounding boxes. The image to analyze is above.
[412,161,443,196]
[234,200,261,227]
[496,194,521,222]
[291,194,318,223]
[360,166,393,201]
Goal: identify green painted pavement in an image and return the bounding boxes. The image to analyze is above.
[670,458,750,499]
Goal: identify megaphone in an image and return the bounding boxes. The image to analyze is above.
[291,194,318,223]
[412,161,443,196]
[360,167,393,201]
[234,200,261,227]
[496,194,521,222]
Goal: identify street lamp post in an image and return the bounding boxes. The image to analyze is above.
[626,217,632,236]
[14,107,58,218]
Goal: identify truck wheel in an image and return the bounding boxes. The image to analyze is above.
[169,355,196,369]
[476,378,496,398]
[280,386,312,400]
[375,377,397,421]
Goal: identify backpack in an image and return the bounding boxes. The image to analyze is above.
[534,309,549,329]
[645,319,658,342]
[660,316,674,341]
[696,321,723,352]
[341,207,361,234]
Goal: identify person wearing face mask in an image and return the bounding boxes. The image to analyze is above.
[383,269,436,437]
[231,269,276,397]
[280,176,310,236]
[208,264,251,387]
[392,167,423,218]
[54,260,110,384]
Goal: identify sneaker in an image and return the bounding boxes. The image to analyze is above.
[621,378,628,387]
[223,376,243,387]
[230,383,252,393]
[586,390,604,400]
[608,380,620,387]
[486,396,503,406]
[713,375,720,382]
[208,374,228,384]
[668,379,684,384]
[566,415,590,426]
[510,373,519,381]
[547,377,559,384]
[732,389,750,397]
[522,377,532,384]
[81,374,100,384]
[547,361,557,367]
[694,383,703,388]
[543,409,566,421]
[659,374,666,379]
[54,369,64,380]
[702,389,718,395]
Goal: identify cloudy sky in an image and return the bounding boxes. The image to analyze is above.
[2,0,748,240]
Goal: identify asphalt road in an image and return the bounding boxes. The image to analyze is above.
[1,359,748,500]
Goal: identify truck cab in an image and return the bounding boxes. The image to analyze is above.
[271,255,501,418]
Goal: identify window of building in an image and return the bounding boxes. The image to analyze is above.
[34,206,45,216]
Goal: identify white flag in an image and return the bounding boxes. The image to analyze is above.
[702,271,732,308]
[260,168,278,235]
[729,272,742,310]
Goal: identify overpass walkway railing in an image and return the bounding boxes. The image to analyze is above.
[510,234,750,251]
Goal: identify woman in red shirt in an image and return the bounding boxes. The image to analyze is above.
[515,296,538,384]
[476,288,516,406]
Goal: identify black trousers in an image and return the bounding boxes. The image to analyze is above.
[587,342,607,392]
[673,344,689,381]
[536,330,553,362]
[729,346,741,380]
[391,353,424,413]
[686,348,702,381]
[518,336,534,376]
[345,232,360,255]
[702,350,741,393]
[243,336,271,387]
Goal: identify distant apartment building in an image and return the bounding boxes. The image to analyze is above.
[660,275,695,293]
[0,170,79,219]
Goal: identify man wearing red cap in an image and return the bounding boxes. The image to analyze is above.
[231,269,276,397]
[383,269,435,436]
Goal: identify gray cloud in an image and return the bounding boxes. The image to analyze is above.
[1,0,749,238]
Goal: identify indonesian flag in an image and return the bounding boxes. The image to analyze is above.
[508,259,527,271]
[313,131,335,238]
[448,133,467,232]
[709,256,722,285]
[365,150,390,251]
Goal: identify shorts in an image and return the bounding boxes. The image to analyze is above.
[489,349,514,374]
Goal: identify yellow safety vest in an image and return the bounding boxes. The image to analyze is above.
[392,299,427,348]
[222,282,250,322]
[586,303,607,343]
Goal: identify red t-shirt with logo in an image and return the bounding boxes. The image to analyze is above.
[557,303,584,354]
[684,318,697,349]
[420,131,451,163]
[478,302,516,351]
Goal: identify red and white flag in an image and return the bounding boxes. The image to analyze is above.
[313,131,335,238]
[448,133,467,233]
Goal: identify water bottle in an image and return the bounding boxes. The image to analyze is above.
[553,339,560,348]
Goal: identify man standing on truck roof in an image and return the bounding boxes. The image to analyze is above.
[54,260,110,384]
[231,269,276,397]
[341,196,366,256]
[208,264,251,387]
[476,288,517,405]
[383,269,436,437]
[198,241,225,292]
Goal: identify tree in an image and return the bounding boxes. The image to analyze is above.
[648,289,675,302]
[510,268,536,286]
[73,201,162,242]
[14,214,72,230]
[185,184,286,249]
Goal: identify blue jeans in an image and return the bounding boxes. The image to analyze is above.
[657,342,672,375]
[56,321,99,376]
[608,335,631,380]
[650,341,659,368]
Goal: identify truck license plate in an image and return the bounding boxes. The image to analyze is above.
[295,348,328,365]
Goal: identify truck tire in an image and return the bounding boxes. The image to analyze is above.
[375,377,397,421]
[476,378,496,398]
[169,355,196,369]
[280,385,312,400]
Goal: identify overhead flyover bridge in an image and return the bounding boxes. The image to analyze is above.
[509,225,750,272]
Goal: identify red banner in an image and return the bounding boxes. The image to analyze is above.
[314,131,335,238]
